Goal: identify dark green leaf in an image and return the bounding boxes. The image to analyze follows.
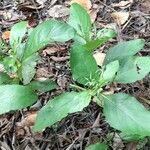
[115,56,150,83]
[0,73,11,84]
[34,91,91,131]
[70,44,99,85]
[23,20,75,59]
[85,143,108,150]
[29,79,57,92]
[0,85,37,115]
[20,54,40,85]
[103,39,145,65]
[69,3,91,41]
[103,93,150,140]
[10,21,27,51]
[84,28,117,51]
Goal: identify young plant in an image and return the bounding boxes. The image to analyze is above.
[34,3,150,145]
[0,19,75,114]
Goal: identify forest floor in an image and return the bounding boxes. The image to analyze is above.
[0,0,150,149]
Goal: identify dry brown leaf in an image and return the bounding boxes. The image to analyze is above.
[2,31,10,40]
[89,9,98,23]
[48,5,69,18]
[42,46,66,56]
[19,112,37,127]
[139,0,150,14]
[71,0,92,11]
[93,52,106,66]
[111,11,129,25]
[112,0,133,8]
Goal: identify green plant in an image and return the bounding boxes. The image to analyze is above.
[34,3,150,143]
[0,3,150,149]
[0,19,75,114]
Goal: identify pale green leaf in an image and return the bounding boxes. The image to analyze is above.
[0,85,37,114]
[23,20,75,59]
[103,60,119,82]
[70,44,99,85]
[103,39,145,65]
[29,79,57,92]
[115,56,150,83]
[85,143,108,150]
[69,3,91,41]
[34,91,91,131]
[103,93,150,140]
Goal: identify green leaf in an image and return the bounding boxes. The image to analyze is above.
[20,54,40,85]
[85,28,117,51]
[34,91,91,131]
[103,93,150,140]
[103,39,145,65]
[23,20,75,59]
[70,44,99,85]
[29,79,57,92]
[85,143,108,150]
[69,3,91,41]
[115,56,150,83]
[10,21,27,51]
[0,73,11,84]
[0,85,37,115]
[102,60,119,82]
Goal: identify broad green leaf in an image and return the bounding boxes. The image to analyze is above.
[69,3,91,41]
[0,85,37,114]
[20,54,40,85]
[70,44,99,85]
[102,60,119,82]
[0,73,11,84]
[85,28,117,51]
[34,91,91,131]
[85,143,108,150]
[103,39,145,65]
[3,56,17,73]
[23,20,75,59]
[29,79,57,92]
[10,21,27,52]
[103,93,150,140]
[115,56,150,83]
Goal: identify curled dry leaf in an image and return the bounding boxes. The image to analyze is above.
[89,9,98,23]
[112,0,133,8]
[111,11,129,25]
[71,0,92,11]
[19,111,37,127]
[48,5,69,18]
[93,52,106,66]
[2,31,10,40]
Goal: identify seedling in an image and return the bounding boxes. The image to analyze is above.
[0,3,150,149]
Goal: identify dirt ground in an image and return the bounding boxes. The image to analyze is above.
[0,0,150,149]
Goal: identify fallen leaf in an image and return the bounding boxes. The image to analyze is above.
[17,2,43,11]
[89,9,98,23]
[27,14,37,27]
[111,11,129,25]
[93,52,106,66]
[2,31,10,40]
[71,0,92,11]
[42,46,66,56]
[48,5,69,18]
[112,0,133,8]
[139,0,150,14]
[18,111,37,127]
